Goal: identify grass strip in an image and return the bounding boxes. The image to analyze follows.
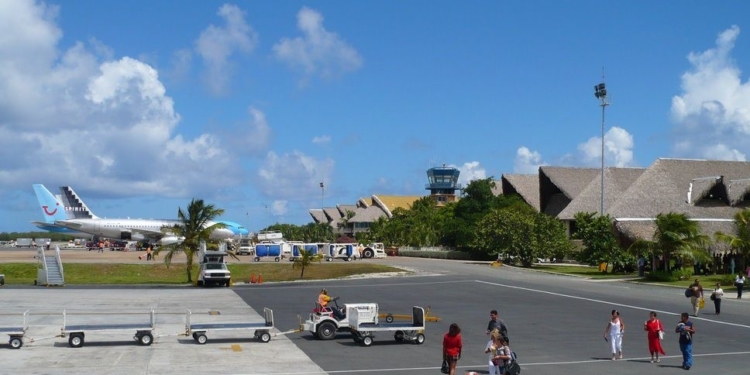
[0,263,403,285]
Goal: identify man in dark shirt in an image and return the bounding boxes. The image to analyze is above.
[486,310,508,340]
[676,312,696,370]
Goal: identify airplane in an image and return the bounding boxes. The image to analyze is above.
[32,184,249,246]
[31,184,91,236]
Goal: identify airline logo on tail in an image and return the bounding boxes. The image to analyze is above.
[33,184,70,223]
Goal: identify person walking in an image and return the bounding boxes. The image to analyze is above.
[443,323,462,375]
[146,246,153,261]
[711,282,724,315]
[689,279,704,316]
[676,312,696,370]
[637,256,646,277]
[486,310,508,340]
[603,310,625,360]
[735,274,746,299]
[643,311,666,363]
[484,329,502,375]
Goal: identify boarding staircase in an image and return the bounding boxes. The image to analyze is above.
[36,246,65,286]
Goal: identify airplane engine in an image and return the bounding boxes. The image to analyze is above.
[159,236,184,246]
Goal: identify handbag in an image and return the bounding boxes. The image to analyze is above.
[505,360,521,375]
[698,297,705,308]
[441,359,449,374]
[657,320,664,340]
[710,293,716,301]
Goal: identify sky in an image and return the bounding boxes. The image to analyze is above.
[2,0,750,233]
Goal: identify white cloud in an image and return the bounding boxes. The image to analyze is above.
[514,147,544,173]
[257,151,334,200]
[450,161,486,186]
[577,126,634,167]
[312,135,331,144]
[671,25,750,160]
[273,7,362,84]
[244,106,272,154]
[0,0,239,198]
[167,48,192,82]
[195,4,257,95]
[271,200,288,216]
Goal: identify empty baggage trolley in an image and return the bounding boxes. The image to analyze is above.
[0,311,29,349]
[185,307,274,345]
[60,309,155,348]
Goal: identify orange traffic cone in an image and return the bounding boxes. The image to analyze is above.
[258,275,263,284]
[250,274,256,283]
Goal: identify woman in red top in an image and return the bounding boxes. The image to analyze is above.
[643,311,666,363]
[443,323,462,375]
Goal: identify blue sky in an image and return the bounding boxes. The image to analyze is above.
[2,0,750,233]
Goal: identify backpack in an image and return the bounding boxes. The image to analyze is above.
[506,351,521,375]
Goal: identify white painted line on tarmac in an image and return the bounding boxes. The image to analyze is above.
[475,280,750,329]
[231,351,750,374]
[239,279,473,290]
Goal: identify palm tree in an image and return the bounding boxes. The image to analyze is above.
[155,199,226,283]
[292,248,322,278]
[628,212,709,272]
[715,208,750,272]
[337,210,356,236]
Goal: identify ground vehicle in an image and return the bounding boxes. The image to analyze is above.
[15,238,33,248]
[184,307,275,345]
[360,243,387,259]
[0,311,28,349]
[253,232,292,261]
[303,297,378,340]
[60,309,155,348]
[349,306,426,347]
[289,243,319,261]
[324,244,358,261]
[237,246,254,255]
[197,244,231,287]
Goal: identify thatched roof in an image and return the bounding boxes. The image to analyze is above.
[539,166,600,216]
[490,179,503,196]
[337,204,357,216]
[688,176,723,205]
[615,219,735,250]
[350,206,387,223]
[728,178,750,206]
[309,209,326,224]
[557,167,645,220]
[501,174,540,211]
[608,158,750,221]
[373,195,422,218]
[323,207,341,221]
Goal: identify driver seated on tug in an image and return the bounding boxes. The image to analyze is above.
[318,288,345,320]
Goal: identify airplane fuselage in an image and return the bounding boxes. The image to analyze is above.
[53,218,235,243]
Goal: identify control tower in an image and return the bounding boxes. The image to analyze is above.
[426,165,462,206]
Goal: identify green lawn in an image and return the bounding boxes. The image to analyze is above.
[533,264,637,279]
[0,263,403,285]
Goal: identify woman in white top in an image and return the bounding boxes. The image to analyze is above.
[736,274,746,299]
[711,282,724,315]
[485,329,512,375]
[603,309,625,360]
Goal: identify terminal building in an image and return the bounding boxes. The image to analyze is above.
[309,166,463,236]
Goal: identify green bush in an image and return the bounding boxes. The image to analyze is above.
[646,268,695,282]
[397,250,472,260]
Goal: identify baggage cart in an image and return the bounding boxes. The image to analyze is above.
[60,309,155,348]
[349,306,426,347]
[185,307,274,344]
[0,311,29,349]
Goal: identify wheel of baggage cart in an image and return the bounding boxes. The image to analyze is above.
[274,257,280,262]
[191,332,198,340]
[363,249,374,258]
[345,256,351,261]
[138,332,154,346]
[9,336,23,349]
[394,330,404,342]
[362,335,373,346]
[317,321,337,340]
[325,256,332,262]
[385,314,394,323]
[415,333,425,344]
[259,332,271,343]
[69,333,85,348]
[254,257,260,262]
[195,333,208,344]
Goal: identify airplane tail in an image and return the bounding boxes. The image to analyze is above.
[58,186,99,219]
[33,184,69,223]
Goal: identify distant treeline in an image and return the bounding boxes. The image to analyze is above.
[0,232,82,241]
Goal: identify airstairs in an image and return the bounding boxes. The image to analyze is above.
[36,245,65,286]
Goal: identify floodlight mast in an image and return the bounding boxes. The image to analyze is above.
[594,81,609,215]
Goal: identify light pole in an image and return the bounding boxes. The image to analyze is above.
[319,182,325,210]
[594,82,609,215]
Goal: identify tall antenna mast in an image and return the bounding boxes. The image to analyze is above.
[594,67,610,215]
